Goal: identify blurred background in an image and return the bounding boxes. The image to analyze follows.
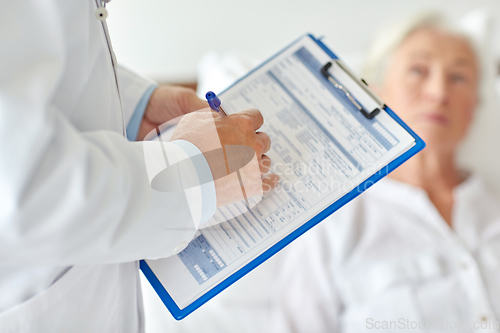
[106,0,500,83]
[106,1,500,332]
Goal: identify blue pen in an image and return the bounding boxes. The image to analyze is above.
[206,91,228,117]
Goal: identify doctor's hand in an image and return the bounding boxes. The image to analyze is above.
[137,86,208,141]
[170,108,280,207]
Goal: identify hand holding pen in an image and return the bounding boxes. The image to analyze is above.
[167,90,279,207]
[195,91,278,204]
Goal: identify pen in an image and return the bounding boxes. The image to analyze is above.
[206,91,228,117]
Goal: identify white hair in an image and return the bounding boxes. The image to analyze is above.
[361,11,483,90]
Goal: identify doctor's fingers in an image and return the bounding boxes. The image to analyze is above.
[260,155,271,175]
[229,109,264,131]
[172,86,209,113]
[262,173,280,193]
[254,132,271,155]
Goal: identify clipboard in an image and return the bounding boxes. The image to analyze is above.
[140,33,426,320]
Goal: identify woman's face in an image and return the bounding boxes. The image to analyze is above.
[379,28,479,152]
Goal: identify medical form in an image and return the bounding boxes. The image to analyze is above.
[141,35,423,317]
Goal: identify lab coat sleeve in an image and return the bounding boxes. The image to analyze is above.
[117,65,157,127]
[0,1,216,265]
[125,84,157,141]
[268,225,343,333]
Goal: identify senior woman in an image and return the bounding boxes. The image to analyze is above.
[269,13,500,333]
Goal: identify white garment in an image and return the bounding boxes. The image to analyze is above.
[270,175,500,333]
[0,0,215,332]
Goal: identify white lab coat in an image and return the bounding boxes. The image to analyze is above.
[269,175,500,333]
[0,0,214,331]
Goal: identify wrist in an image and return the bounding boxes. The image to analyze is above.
[126,84,158,141]
[144,87,160,119]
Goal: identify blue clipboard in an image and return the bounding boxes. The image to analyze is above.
[140,33,426,320]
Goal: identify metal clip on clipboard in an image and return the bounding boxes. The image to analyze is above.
[321,61,385,119]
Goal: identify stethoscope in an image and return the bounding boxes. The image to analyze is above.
[93,0,127,136]
[95,0,111,22]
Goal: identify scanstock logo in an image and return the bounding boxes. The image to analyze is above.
[142,119,263,228]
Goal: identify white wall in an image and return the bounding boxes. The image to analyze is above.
[106,0,500,83]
